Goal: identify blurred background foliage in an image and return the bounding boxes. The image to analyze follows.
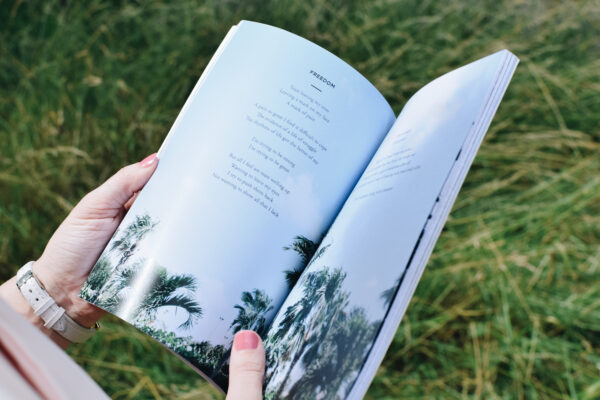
[1,0,599,398]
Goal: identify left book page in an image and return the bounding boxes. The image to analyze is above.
[79,20,395,389]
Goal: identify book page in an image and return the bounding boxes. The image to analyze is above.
[263,50,518,399]
[79,21,395,389]
[348,51,519,400]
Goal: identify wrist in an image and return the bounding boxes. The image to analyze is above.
[32,259,103,329]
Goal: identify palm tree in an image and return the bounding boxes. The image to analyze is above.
[138,326,226,375]
[211,289,273,379]
[231,289,274,336]
[264,340,284,384]
[97,259,202,329]
[130,266,203,330]
[286,307,376,399]
[380,276,402,309]
[270,267,346,399]
[283,236,329,290]
[80,255,112,300]
[90,213,157,302]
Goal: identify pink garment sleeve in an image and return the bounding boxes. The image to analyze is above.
[0,298,108,400]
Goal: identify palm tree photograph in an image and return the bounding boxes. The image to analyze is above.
[81,212,158,303]
[263,263,381,399]
[80,219,328,390]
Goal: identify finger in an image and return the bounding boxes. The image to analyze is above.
[123,191,139,211]
[226,330,265,400]
[77,153,159,215]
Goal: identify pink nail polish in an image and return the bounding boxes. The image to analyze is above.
[140,153,157,168]
[234,330,259,351]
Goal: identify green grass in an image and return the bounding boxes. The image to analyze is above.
[1,0,599,398]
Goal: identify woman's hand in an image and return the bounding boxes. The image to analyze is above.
[227,330,266,400]
[0,153,159,347]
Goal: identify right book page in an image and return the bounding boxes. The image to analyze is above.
[263,50,518,400]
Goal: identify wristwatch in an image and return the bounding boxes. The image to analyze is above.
[16,261,98,343]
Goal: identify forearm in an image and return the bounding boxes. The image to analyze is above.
[0,275,71,349]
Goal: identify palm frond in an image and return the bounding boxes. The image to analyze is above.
[284,266,305,290]
[163,273,198,292]
[283,235,318,264]
[231,289,274,335]
[161,293,203,330]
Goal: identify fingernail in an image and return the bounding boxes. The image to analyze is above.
[140,153,157,168]
[233,330,259,351]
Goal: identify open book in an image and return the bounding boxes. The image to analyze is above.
[80,21,518,399]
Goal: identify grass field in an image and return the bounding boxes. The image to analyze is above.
[1,0,599,398]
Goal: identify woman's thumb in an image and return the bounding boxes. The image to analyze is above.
[226,330,265,400]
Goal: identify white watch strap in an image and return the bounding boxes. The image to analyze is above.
[16,261,97,343]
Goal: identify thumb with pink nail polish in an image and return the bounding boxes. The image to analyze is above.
[226,330,265,400]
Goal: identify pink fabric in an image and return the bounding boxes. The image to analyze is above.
[0,298,108,400]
